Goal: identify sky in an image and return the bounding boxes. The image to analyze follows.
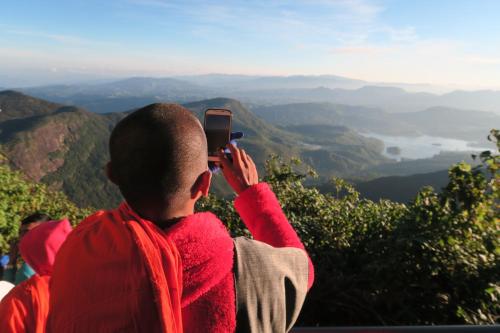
[1,0,500,89]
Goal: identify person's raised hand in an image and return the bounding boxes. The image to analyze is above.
[218,143,258,195]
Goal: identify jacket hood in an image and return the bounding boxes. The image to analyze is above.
[19,219,72,276]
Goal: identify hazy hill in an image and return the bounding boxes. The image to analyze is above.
[283,124,389,178]
[1,90,484,207]
[0,90,61,121]
[15,76,500,115]
[188,74,366,90]
[372,151,477,177]
[183,98,307,196]
[184,98,303,164]
[23,77,207,98]
[252,102,499,141]
[252,102,414,135]
[237,86,500,114]
[21,77,214,113]
[0,91,392,207]
[173,74,452,93]
[393,107,500,141]
[184,100,390,180]
[354,170,450,203]
[317,169,450,203]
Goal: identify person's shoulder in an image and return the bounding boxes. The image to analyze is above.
[55,209,120,260]
[232,237,310,332]
[76,210,112,228]
[67,209,119,240]
[233,237,309,295]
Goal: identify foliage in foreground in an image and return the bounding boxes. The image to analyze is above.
[198,130,500,325]
[0,153,91,252]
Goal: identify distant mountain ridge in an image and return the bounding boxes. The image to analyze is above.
[11,76,500,114]
[252,102,499,142]
[177,74,367,90]
[238,86,500,113]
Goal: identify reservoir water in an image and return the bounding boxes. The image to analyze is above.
[360,133,493,161]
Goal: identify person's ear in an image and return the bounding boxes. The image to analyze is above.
[200,170,212,197]
[106,162,118,185]
[191,170,212,199]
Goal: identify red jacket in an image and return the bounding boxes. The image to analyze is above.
[48,183,314,332]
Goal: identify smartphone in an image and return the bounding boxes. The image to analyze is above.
[204,109,232,162]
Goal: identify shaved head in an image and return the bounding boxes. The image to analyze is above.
[109,103,208,207]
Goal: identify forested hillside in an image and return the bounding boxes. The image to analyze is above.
[0,90,124,208]
[1,91,392,207]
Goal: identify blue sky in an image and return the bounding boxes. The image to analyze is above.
[1,0,500,88]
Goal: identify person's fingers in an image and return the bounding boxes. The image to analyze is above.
[247,155,258,183]
[240,149,250,169]
[227,143,244,170]
[247,154,256,169]
[218,149,231,171]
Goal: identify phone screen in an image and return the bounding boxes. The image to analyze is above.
[205,114,231,156]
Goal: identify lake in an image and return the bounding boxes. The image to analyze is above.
[360,132,494,161]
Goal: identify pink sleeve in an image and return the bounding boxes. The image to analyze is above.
[234,183,314,289]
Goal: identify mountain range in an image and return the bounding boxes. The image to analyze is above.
[251,102,500,142]
[1,90,396,208]
[13,76,500,114]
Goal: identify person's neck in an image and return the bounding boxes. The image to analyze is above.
[129,200,195,229]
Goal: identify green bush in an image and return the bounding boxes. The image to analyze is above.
[198,130,499,325]
[0,153,91,252]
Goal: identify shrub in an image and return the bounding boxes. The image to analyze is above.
[198,130,499,325]
[0,153,91,252]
